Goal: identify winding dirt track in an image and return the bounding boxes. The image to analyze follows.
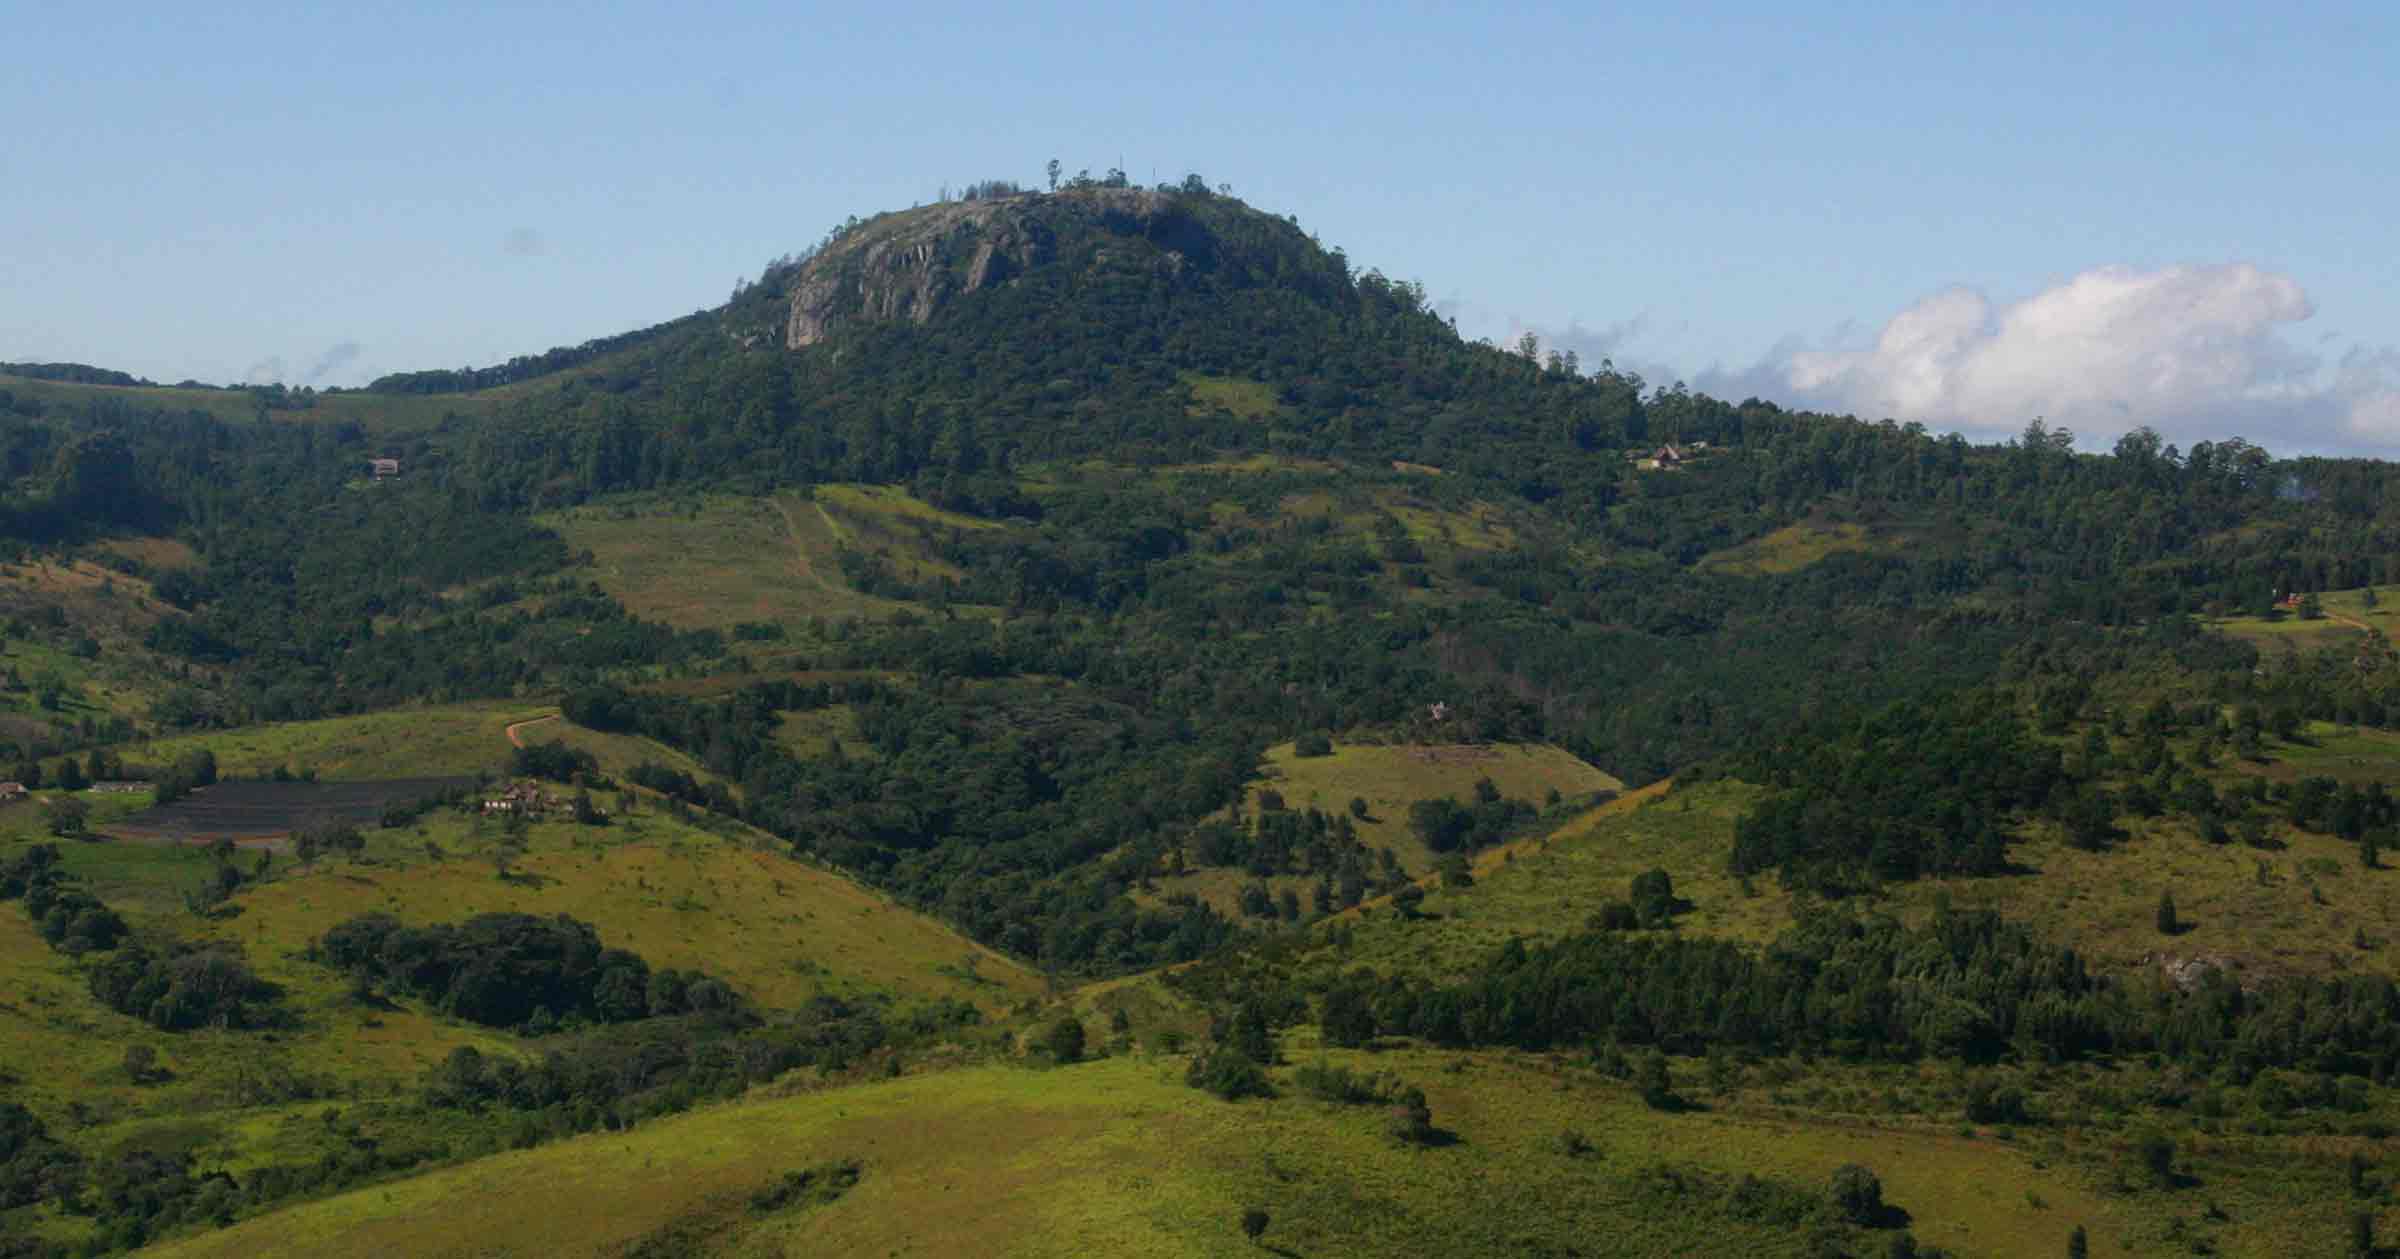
[504,714,560,748]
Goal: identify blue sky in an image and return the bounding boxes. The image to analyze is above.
[5,1,2396,450]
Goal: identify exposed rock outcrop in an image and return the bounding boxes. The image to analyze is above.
[783,188,1200,350]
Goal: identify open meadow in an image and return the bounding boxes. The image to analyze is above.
[122,700,715,790]
[1246,739,1622,867]
[131,1036,2378,1259]
[544,487,1007,631]
[1140,740,1623,919]
[2207,583,2400,654]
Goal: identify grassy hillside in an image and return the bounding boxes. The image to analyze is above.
[1698,519,1892,576]
[0,803,1039,1118]
[140,1047,2168,1259]
[1139,740,1620,923]
[544,487,1005,630]
[2209,583,2400,654]
[1341,760,2400,988]
[1248,740,1620,868]
[0,554,185,731]
[198,818,1041,1015]
[122,700,711,787]
[1178,370,1282,420]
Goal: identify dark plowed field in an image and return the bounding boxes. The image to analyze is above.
[109,778,477,842]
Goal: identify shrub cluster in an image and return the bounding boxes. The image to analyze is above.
[316,912,738,1032]
[0,843,127,955]
[86,942,284,1031]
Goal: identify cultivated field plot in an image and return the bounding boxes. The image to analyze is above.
[110,777,476,841]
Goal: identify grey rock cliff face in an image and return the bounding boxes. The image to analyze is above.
[784,189,1173,350]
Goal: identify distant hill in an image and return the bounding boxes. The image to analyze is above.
[0,361,156,387]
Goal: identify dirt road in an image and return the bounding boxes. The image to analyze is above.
[505,714,560,748]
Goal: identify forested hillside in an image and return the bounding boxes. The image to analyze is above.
[8,181,2400,974]
[9,178,2400,1256]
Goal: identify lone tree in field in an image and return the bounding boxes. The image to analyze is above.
[2156,889,2180,935]
[2138,1129,2176,1185]
[1240,1207,1270,1245]
[1043,1015,1086,1063]
[1229,1000,1274,1065]
[44,796,87,838]
[1830,1164,1885,1226]
[1638,1049,1679,1110]
[1631,868,1678,927]
[1387,1085,1436,1145]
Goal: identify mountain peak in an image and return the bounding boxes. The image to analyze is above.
[777,186,1304,349]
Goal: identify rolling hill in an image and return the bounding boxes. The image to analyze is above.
[6,179,2400,1257]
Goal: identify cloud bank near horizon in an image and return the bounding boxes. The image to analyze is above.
[1695,263,2400,455]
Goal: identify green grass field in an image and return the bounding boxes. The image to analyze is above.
[121,701,713,790]
[13,719,2398,1257]
[2209,618,2364,655]
[545,487,1008,630]
[126,701,529,780]
[1143,741,1623,920]
[2207,583,2400,653]
[1315,717,2400,986]
[196,811,1040,1014]
[1249,739,1621,868]
[0,801,1040,1139]
[1699,519,1892,576]
[1317,779,1790,979]
[1177,371,1282,420]
[0,554,186,728]
[140,1039,2339,1259]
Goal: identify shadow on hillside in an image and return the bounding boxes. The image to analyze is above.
[1867,1203,1914,1231]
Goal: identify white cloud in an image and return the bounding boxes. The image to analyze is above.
[1731,263,2400,454]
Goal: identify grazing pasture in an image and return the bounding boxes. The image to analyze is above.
[140,1048,2147,1259]
[1248,740,1621,872]
[545,487,1008,630]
